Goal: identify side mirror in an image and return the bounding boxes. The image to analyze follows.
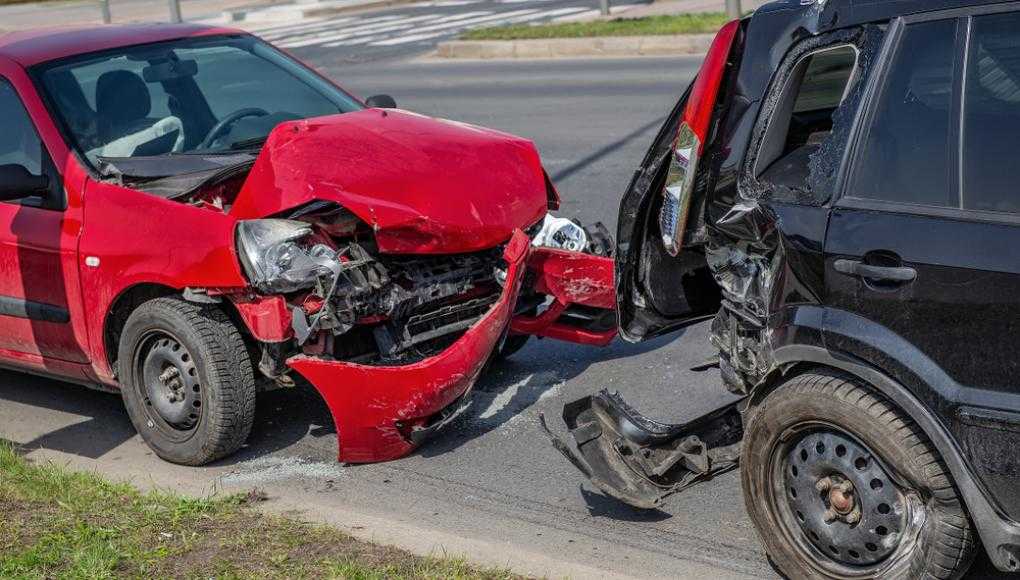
[365,94,397,109]
[0,164,49,202]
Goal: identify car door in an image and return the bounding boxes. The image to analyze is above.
[0,76,88,364]
[825,10,1020,520]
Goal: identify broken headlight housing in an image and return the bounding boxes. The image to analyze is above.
[236,219,336,294]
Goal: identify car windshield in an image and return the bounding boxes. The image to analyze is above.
[33,35,362,167]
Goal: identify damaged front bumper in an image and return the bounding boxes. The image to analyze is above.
[542,390,744,508]
[287,230,618,463]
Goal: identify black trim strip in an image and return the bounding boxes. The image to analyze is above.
[0,295,70,323]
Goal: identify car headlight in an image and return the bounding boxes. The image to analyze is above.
[236,219,333,293]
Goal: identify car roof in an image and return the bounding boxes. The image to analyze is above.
[0,24,247,67]
[759,0,1018,30]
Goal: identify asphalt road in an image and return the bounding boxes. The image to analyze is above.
[0,55,1005,578]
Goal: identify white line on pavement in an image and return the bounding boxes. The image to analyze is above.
[369,6,587,45]
[366,8,541,45]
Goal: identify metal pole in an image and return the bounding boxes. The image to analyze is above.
[168,0,182,22]
[599,0,609,16]
[99,0,111,23]
[725,0,741,19]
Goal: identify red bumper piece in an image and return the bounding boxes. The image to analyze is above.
[510,248,617,347]
[287,230,530,464]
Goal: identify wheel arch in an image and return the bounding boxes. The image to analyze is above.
[101,283,179,381]
[753,343,1020,572]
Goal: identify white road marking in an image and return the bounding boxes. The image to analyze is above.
[322,9,507,47]
[252,4,596,50]
[277,13,454,47]
[368,7,541,45]
[371,6,587,45]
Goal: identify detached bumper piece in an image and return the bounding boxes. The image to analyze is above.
[510,248,617,347]
[542,390,745,509]
[288,231,531,464]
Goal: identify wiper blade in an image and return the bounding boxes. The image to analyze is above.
[229,137,268,150]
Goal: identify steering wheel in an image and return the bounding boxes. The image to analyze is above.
[199,108,270,150]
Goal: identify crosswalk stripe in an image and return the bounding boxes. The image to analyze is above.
[276,13,455,47]
[259,14,405,41]
[318,9,502,47]
[362,8,539,46]
[255,14,397,38]
[317,10,497,47]
[369,6,587,46]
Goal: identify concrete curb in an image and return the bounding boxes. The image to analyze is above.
[434,34,714,59]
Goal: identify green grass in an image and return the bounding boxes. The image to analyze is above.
[460,12,729,41]
[0,0,64,6]
[0,443,523,579]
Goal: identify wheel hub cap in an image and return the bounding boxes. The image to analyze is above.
[783,430,907,566]
[142,335,201,430]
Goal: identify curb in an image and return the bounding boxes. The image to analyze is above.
[434,34,714,59]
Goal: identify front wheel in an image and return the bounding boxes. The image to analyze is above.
[742,371,976,579]
[118,297,256,466]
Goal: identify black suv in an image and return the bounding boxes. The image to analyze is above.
[545,0,1020,577]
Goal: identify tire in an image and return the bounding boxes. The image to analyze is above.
[495,333,530,360]
[741,370,976,580]
[118,297,256,466]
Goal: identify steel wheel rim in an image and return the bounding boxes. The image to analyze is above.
[767,421,915,576]
[134,329,203,441]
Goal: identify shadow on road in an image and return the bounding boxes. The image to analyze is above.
[0,327,686,469]
[416,328,688,460]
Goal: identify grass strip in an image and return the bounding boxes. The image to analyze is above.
[0,442,522,579]
[461,13,729,41]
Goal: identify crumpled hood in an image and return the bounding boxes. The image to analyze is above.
[230,109,548,254]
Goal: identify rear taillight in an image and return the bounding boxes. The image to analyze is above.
[660,20,739,256]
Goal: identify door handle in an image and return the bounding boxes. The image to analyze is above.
[833,259,917,282]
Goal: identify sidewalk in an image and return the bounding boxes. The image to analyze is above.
[0,0,276,33]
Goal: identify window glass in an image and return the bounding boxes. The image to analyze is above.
[850,20,957,207]
[793,48,858,114]
[35,35,362,166]
[0,81,45,176]
[175,44,341,120]
[754,40,866,205]
[963,11,1020,213]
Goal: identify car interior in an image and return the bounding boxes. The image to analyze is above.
[755,45,858,194]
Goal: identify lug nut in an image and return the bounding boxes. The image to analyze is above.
[844,510,861,525]
[823,508,837,523]
[834,480,854,494]
[815,477,832,493]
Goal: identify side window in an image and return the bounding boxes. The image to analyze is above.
[962,11,1020,213]
[749,27,886,206]
[849,19,958,207]
[756,46,859,190]
[0,81,45,176]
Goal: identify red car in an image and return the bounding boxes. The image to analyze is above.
[0,24,615,465]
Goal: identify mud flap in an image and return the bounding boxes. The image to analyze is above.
[541,390,745,509]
